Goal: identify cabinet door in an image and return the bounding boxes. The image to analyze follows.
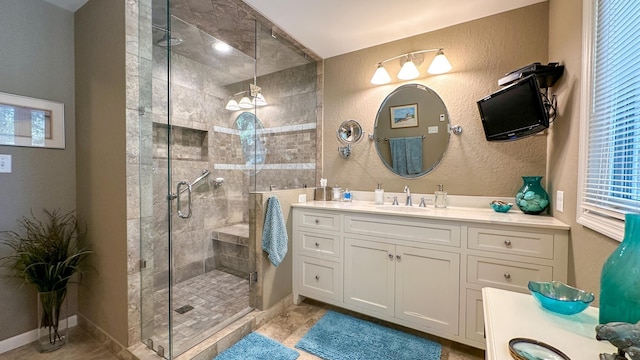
[395,245,460,335]
[344,237,395,316]
[464,288,486,347]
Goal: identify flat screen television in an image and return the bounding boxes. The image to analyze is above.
[477,74,549,141]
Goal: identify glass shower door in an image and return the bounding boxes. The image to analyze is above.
[140,0,258,357]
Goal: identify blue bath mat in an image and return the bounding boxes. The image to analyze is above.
[214,332,299,360]
[295,311,441,360]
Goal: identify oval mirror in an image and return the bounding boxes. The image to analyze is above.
[233,112,266,174]
[374,84,450,178]
[337,119,363,144]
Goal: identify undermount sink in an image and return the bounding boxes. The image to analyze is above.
[375,204,432,213]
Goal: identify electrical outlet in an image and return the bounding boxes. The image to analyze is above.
[298,194,306,203]
[556,190,564,213]
[0,154,11,173]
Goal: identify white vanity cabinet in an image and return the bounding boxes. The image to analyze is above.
[291,202,569,350]
[344,238,460,334]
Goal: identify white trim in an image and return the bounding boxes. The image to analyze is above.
[0,315,77,354]
[214,163,316,170]
[577,211,624,242]
[213,122,316,136]
[576,0,624,242]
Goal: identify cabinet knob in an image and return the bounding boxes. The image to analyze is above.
[504,239,512,246]
[315,219,320,225]
[388,254,394,260]
[314,242,320,247]
[315,275,319,280]
[504,273,511,279]
[396,255,401,261]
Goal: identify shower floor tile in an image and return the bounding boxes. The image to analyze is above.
[149,269,251,356]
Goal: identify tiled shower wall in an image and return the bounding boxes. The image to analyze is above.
[217,62,319,192]
[149,45,319,287]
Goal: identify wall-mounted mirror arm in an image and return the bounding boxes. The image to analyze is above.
[338,144,351,159]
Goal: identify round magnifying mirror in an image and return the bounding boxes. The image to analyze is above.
[337,119,364,144]
[373,84,450,178]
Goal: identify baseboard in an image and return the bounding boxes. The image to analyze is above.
[0,315,77,354]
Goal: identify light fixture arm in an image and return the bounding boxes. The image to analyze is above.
[376,48,443,66]
[370,48,451,85]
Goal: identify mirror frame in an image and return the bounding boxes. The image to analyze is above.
[337,119,364,144]
[373,84,451,178]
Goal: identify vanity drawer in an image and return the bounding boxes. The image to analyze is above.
[468,227,554,259]
[344,214,460,247]
[298,256,342,301]
[298,210,340,232]
[467,256,552,292]
[299,230,341,258]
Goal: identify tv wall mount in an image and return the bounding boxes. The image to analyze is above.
[499,62,565,122]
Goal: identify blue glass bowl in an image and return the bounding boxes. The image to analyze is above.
[528,281,594,315]
[490,201,513,213]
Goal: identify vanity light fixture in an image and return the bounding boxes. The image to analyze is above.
[370,48,452,85]
[225,84,268,111]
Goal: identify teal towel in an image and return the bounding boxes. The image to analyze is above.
[405,136,423,175]
[389,138,408,175]
[262,196,288,267]
[390,136,423,175]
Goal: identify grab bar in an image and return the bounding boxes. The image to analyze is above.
[168,169,211,200]
[169,169,211,219]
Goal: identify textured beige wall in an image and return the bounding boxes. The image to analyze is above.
[254,188,315,310]
[547,0,617,303]
[324,3,549,196]
[75,0,129,346]
[0,0,76,341]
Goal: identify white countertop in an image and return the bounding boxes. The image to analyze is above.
[482,287,617,360]
[292,199,570,230]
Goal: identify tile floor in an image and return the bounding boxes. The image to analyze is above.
[0,326,118,360]
[0,298,484,360]
[151,269,251,355]
[256,299,485,360]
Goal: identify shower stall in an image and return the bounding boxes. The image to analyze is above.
[136,0,319,358]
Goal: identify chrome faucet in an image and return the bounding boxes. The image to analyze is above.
[404,185,412,206]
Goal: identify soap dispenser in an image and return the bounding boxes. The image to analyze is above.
[343,188,352,202]
[375,183,384,205]
[435,184,447,208]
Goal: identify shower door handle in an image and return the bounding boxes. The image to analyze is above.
[176,180,192,219]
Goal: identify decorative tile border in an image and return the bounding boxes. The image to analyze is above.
[214,163,316,170]
[213,122,316,136]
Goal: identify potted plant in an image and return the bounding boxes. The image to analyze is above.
[0,209,91,352]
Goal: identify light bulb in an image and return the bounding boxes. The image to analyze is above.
[252,93,267,106]
[238,96,253,109]
[428,51,452,74]
[213,41,232,53]
[397,58,420,80]
[370,64,391,85]
[225,99,240,111]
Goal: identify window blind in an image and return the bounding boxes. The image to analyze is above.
[582,0,640,220]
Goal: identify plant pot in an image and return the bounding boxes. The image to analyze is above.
[37,288,68,352]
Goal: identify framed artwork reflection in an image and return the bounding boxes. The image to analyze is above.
[390,104,418,129]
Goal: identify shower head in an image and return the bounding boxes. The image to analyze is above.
[156,32,183,47]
